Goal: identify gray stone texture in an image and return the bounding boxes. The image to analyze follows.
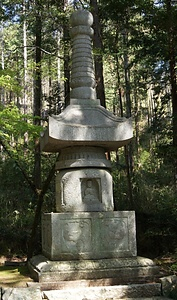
[28,255,159,283]
[56,146,112,170]
[43,283,161,300]
[41,211,137,260]
[40,107,133,152]
[160,275,177,298]
[55,147,113,212]
[55,168,114,212]
[1,286,42,300]
[40,9,133,153]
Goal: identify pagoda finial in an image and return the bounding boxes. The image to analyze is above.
[70,10,97,102]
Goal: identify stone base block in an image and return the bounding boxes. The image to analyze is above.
[43,283,162,300]
[28,255,159,283]
[42,211,137,260]
[1,286,42,300]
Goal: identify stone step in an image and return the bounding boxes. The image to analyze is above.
[27,276,164,291]
[42,283,162,300]
[43,298,171,300]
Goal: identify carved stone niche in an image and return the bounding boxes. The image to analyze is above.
[56,168,113,212]
[55,147,114,212]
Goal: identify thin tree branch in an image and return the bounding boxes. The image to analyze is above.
[11,45,64,59]
[27,155,58,260]
[0,138,37,195]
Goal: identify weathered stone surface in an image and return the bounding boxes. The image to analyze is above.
[56,146,111,170]
[56,169,112,212]
[40,108,133,152]
[55,146,113,212]
[41,211,136,260]
[27,278,159,291]
[1,286,42,300]
[40,9,133,153]
[28,255,159,283]
[56,169,113,212]
[43,283,161,300]
[160,275,177,297]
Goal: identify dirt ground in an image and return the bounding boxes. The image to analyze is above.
[0,256,34,288]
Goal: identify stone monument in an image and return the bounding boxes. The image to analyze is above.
[29,9,159,284]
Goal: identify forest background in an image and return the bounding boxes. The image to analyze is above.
[0,0,177,261]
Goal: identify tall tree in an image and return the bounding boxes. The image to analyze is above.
[165,0,177,172]
[90,0,106,107]
[23,0,28,114]
[63,13,70,107]
[33,0,42,190]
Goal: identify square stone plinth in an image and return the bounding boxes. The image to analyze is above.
[28,255,159,283]
[42,211,137,260]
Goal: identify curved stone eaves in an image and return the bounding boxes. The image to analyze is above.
[40,104,133,152]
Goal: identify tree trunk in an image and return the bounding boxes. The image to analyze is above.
[90,0,106,107]
[115,53,123,165]
[23,0,28,115]
[0,22,5,104]
[57,29,61,113]
[63,0,70,107]
[134,80,140,156]
[27,161,56,260]
[27,2,43,258]
[166,1,177,142]
[166,0,177,181]
[123,28,131,118]
[33,3,42,191]
[115,54,123,118]
[122,19,134,208]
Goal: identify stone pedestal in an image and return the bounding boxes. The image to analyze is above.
[28,255,159,283]
[42,211,136,260]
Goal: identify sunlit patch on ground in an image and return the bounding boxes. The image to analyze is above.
[0,256,33,288]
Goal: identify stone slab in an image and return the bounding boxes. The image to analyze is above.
[28,255,159,283]
[43,283,161,300]
[160,275,177,297]
[44,297,172,300]
[41,211,137,260]
[27,276,162,291]
[1,286,42,300]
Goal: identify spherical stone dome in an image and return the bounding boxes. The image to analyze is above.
[70,10,93,27]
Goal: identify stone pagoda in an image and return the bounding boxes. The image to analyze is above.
[29,9,159,285]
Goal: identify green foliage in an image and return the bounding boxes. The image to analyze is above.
[0,69,22,94]
[0,155,56,255]
[0,158,34,254]
[0,103,56,255]
[0,104,42,142]
[113,131,177,256]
